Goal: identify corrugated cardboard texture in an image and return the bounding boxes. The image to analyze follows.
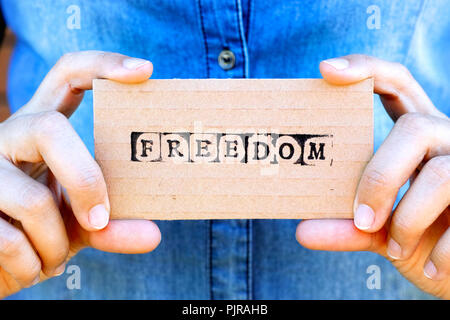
[94,79,373,220]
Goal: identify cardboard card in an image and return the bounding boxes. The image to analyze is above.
[93,78,373,220]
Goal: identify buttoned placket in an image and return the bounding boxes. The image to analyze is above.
[197,0,252,299]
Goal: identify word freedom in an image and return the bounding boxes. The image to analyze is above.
[131,132,332,165]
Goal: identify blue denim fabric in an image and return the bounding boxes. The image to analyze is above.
[1,0,449,299]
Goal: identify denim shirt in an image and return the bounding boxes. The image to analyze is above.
[2,0,449,299]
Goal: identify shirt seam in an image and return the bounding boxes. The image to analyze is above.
[245,0,251,41]
[234,0,249,78]
[247,219,253,299]
[197,0,210,78]
[208,220,213,299]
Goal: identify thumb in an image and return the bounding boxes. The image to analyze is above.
[76,219,162,255]
[319,54,445,121]
[14,50,153,118]
[58,191,161,257]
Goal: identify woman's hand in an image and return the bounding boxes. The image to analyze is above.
[0,51,161,298]
[296,54,450,299]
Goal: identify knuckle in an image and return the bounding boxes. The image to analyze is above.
[56,52,77,67]
[51,240,70,264]
[389,62,415,90]
[424,156,450,184]
[71,165,104,192]
[0,229,26,258]
[32,111,69,139]
[18,183,55,217]
[395,112,432,136]
[361,168,391,191]
[393,62,413,79]
[23,260,42,285]
[392,215,417,239]
[94,51,108,62]
[48,247,69,269]
[57,51,105,69]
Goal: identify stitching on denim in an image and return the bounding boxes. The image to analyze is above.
[235,0,249,78]
[197,0,210,78]
[245,0,251,41]
[246,0,254,52]
[235,0,245,77]
[246,219,253,299]
[209,220,214,299]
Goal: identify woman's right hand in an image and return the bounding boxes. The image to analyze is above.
[0,51,161,298]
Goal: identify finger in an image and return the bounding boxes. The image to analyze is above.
[14,51,153,118]
[0,217,42,288]
[319,54,446,120]
[424,224,450,281]
[0,112,110,232]
[0,159,69,276]
[388,156,450,260]
[296,219,387,256]
[76,220,161,254]
[352,113,450,233]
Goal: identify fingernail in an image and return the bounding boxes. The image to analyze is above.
[54,263,66,276]
[323,58,349,70]
[423,260,437,280]
[387,238,402,260]
[88,204,110,229]
[123,58,150,70]
[354,204,375,230]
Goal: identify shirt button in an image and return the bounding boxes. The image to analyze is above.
[218,49,236,70]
